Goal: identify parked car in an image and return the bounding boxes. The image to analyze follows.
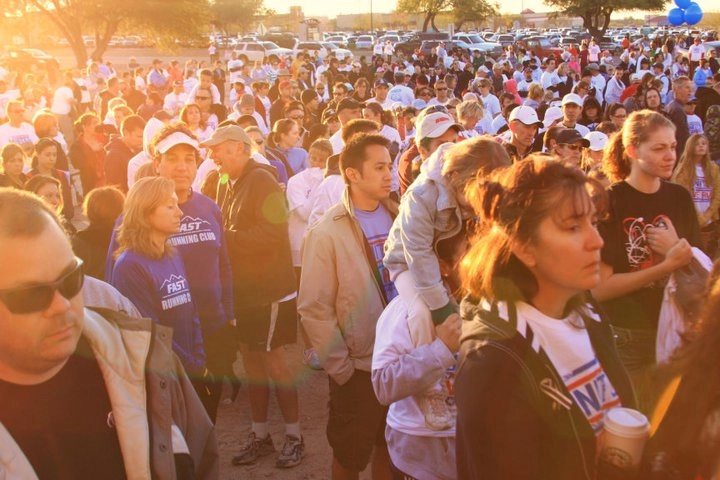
[355,35,375,50]
[1,49,59,74]
[452,33,504,59]
[496,34,516,48]
[521,37,563,59]
[395,31,449,55]
[294,41,353,61]
[233,42,267,63]
[322,41,353,60]
[260,33,297,49]
[260,41,294,58]
[419,40,462,57]
[233,41,291,63]
[378,35,400,45]
[326,35,349,48]
[597,36,622,54]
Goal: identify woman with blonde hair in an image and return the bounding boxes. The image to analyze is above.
[110,176,206,378]
[671,133,720,255]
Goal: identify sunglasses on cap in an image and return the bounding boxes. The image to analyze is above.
[0,258,84,314]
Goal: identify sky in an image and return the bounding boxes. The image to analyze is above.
[264,0,715,18]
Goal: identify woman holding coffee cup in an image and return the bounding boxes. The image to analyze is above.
[455,156,637,480]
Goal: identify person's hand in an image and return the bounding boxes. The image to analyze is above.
[646,217,680,256]
[435,313,462,353]
[662,238,693,271]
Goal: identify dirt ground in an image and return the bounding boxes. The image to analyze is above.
[215,343,373,480]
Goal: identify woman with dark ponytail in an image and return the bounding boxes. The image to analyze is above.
[595,109,699,407]
[455,156,635,480]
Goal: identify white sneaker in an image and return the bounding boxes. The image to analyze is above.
[417,390,453,431]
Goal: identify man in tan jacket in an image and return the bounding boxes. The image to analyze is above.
[299,134,398,480]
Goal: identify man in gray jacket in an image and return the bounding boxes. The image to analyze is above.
[0,189,218,479]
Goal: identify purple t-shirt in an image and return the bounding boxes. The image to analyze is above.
[354,205,398,302]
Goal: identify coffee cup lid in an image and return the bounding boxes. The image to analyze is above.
[605,408,650,438]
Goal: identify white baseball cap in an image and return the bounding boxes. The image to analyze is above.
[585,131,609,152]
[415,112,463,143]
[561,93,583,107]
[508,105,542,127]
[155,131,200,154]
[543,106,563,129]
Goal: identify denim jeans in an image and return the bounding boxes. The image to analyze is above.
[611,325,657,411]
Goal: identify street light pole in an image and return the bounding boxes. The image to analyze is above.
[370,0,373,33]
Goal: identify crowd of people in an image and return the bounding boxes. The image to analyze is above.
[1,29,720,479]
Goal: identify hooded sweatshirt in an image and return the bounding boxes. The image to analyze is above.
[104,136,136,192]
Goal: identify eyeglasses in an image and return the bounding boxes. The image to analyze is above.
[435,87,448,91]
[560,144,582,151]
[0,258,84,314]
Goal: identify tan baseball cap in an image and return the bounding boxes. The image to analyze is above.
[199,125,253,147]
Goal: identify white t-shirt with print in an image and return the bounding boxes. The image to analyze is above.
[517,302,621,435]
[693,164,711,216]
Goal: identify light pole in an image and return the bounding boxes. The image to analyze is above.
[370,0,374,33]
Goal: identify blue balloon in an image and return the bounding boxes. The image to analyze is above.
[668,7,685,26]
[675,0,692,9]
[684,2,703,25]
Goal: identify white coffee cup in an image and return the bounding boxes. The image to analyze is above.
[599,407,650,470]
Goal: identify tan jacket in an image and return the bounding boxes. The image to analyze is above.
[672,159,720,225]
[0,308,218,480]
[298,188,398,385]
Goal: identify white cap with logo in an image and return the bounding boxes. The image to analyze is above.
[508,106,543,127]
[415,112,463,146]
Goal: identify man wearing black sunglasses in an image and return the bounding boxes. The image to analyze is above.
[0,189,218,479]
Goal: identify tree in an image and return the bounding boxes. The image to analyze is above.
[543,0,666,39]
[453,0,498,31]
[210,0,264,36]
[397,0,450,32]
[3,0,211,67]
[397,0,497,32]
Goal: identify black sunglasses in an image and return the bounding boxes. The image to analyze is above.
[0,258,84,314]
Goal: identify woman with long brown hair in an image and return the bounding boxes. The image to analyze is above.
[455,156,635,479]
[671,133,720,255]
[28,137,75,223]
[0,143,27,189]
